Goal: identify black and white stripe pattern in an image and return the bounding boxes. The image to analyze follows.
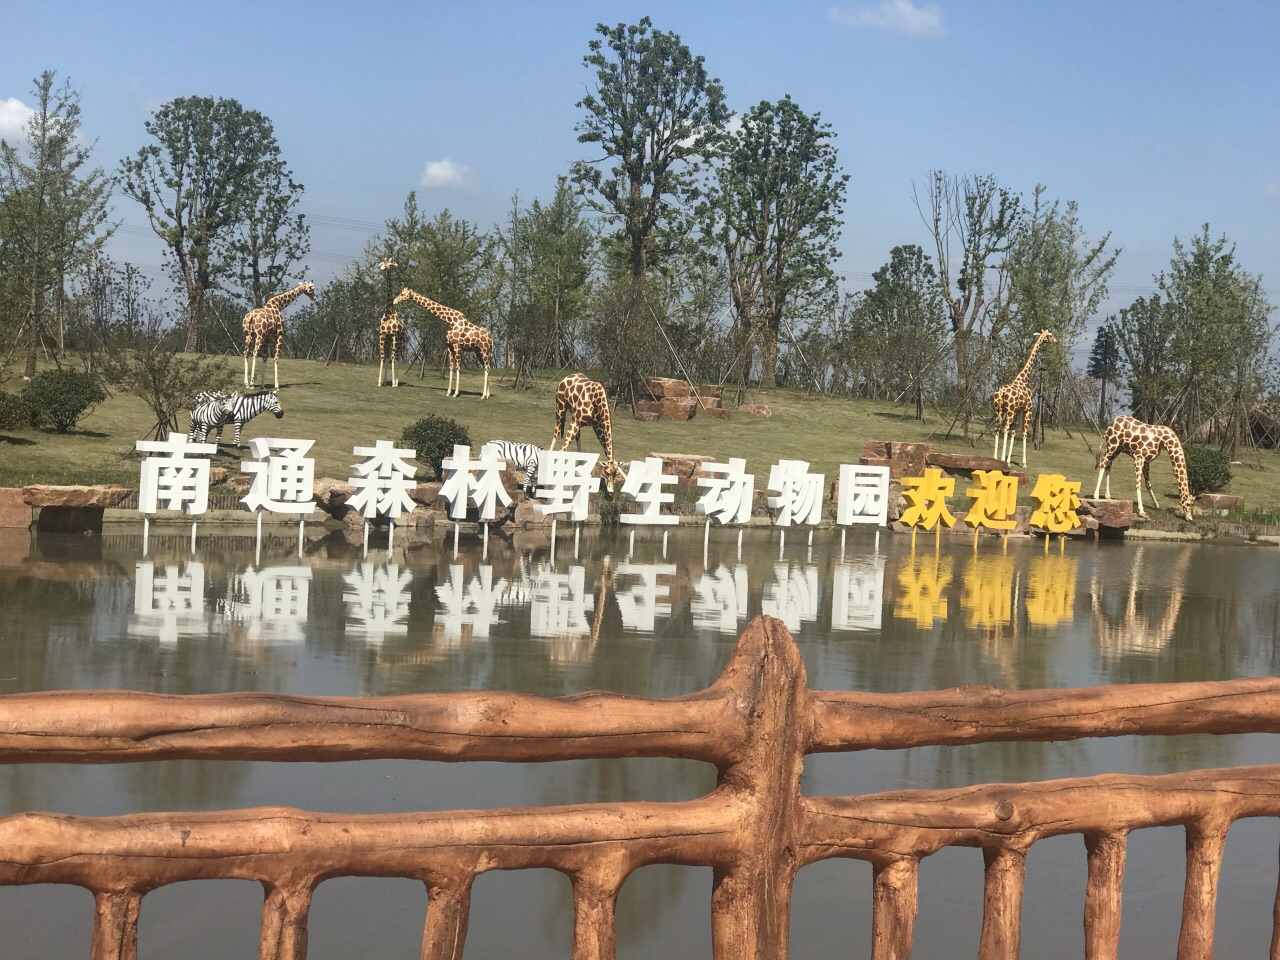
[479,440,542,493]
[188,391,283,446]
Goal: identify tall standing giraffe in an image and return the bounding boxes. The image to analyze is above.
[376,259,406,387]
[992,328,1057,466]
[1094,414,1195,521]
[550,373,627,492]
[392,288,494,398]
[242,281,315,389]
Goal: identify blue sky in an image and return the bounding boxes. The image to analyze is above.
[2,0,1277,327]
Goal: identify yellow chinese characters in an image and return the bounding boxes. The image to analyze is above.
[964,469,1019,530]
[900,467,957,530]
[1029,473,1082,533]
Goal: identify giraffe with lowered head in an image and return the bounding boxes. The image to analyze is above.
[551,373,627,492]
[392,288,494,398]
[992,328,1057,466]
[376,259,407,387]
[242,281,315,389]
[1094,414,1195,521]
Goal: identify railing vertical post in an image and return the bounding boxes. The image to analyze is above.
[871,857,919,960]
[1083,831,1127,960]
[1271,831,1280,960]
[708,616,810,960]
[89,889,141,960]
[978,846,1026,960]
[420,875,473,960]
[259,879,314,960]
[1177,819,1228,960]
[571,860,625,960]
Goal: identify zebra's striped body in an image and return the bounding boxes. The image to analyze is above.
[479,440,542,494]
[188,391,284,446]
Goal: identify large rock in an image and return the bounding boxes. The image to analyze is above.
[650,453,715,488]
[704,407,731,421]
[1078,498,1134,530]
[633,410,662,423]
[1197,493,1244,515]
[515,498,553,527]
[737,403,772,419]
[22,484,130,508]
[888,442,932,478]
[698,385,724,400]
[927,452,1015,474]
[645,377,692,399]
[636,397,698,421]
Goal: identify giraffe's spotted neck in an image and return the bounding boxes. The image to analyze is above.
[400,289,463,327]
[267,283,312,311]
[1016,331,1053,384]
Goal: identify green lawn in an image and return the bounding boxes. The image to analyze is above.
[4,356,1279,513]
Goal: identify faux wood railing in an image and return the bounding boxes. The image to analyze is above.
[2,614,1280,959]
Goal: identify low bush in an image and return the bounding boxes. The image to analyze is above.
[21,369,107,433]
[0,391,34,431]
[1185,445,1232,496]
[400,415,472,480]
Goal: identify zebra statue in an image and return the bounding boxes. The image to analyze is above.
[188,391,284,446]
[479,440,543,494]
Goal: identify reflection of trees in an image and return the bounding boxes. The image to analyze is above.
[121,759,251,813]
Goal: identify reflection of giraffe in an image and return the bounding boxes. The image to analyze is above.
[393,288,494,398]
[992,329,1056,465]
[1094,415,1195,521]
[376,259,406,387]
[551,373,627,493]
[1092,547,1190,656]
[242,282,315,389]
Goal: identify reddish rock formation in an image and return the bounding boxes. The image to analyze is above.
[737,403,772,418]
[0,488,31,528]
[1197,493,1244,514]
[22,484,130,508]
[650,453,715,488]
[645,377,692,399]
[1078,498,1135,530]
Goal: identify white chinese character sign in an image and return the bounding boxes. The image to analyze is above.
[619,457,678,525]
[836,464,890,526]
[241,438,317,514]
[137,433,217,515]
[696,458,755,526]
[767,459,824,527]
[439,444,512,521]
[533,450,600,523]
[348,440,417,520]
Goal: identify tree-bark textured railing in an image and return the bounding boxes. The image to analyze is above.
[2,615,1279,959]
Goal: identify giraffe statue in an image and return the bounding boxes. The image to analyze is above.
[392,288,494,398]
[376,259,406,387]
[242,281,315,389]
[1094,415,1195,521]
[992,329,1057,466]
[551,373,627,492]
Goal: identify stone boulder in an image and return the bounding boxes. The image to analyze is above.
[209,467,229,485]
[1197,493,1244,515]
[859,440,933,480]
[22,484,130,508]
[633,411,662,423]
[650,453,715,489]
[0,488,32,528]
[737,403,772,419]
[1078,498,1134,531]
[927,452,1024,481]
[645,377,692,399]
[704,407,731,421]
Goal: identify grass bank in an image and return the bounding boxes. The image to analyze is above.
[3,356,1278,513]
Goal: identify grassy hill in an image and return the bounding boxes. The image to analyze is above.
[3,357,1278,515]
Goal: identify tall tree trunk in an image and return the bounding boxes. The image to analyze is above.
[761,329,778,389]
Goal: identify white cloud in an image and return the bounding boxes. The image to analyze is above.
[0,97,34,142]
[418,158,471,189]
[828,0,944,37]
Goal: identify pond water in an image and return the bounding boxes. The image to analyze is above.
[0,524,1278,959]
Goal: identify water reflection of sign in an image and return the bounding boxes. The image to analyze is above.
[895,555,954,627]
[762,562,820,631]
[343,562,412,643]
[435,564,506,640]
[132,560,207,644]
[1025,555,1077,626]
[832,557,886,631]
[529,565,594,638]
[226,566,311,643]
[615,563,677,632]
[836,465,890,526]
[961,554,1017,627]
[691,564,749,633]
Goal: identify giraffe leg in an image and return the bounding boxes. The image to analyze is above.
[273,335,281,390]
[561,416,583,451]
[243,343,251,388]
[248,346,258,389]
[1133,458,1147,517]
[1094,463,1108,500]
[1143,461,1161,509]
[391,335,398,387]
[378,357,385,387]
[482,361,490,399]
[551,394,566,449]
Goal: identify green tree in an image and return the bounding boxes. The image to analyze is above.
[1086,322,1122,425]
[1112,295,1178,425]
[221,155,309,308]
[119,96,305,351]
[860,245,950,419]
[501,178,595,383]
[0,71,113,378]
[572,17,728,280]
[914,171,1023,396]
[707,96,849,390]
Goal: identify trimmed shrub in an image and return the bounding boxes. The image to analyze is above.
[400,415,472,480]
[21,369,107,433]
[0,391,34,431]
[1185,446,1232,496]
